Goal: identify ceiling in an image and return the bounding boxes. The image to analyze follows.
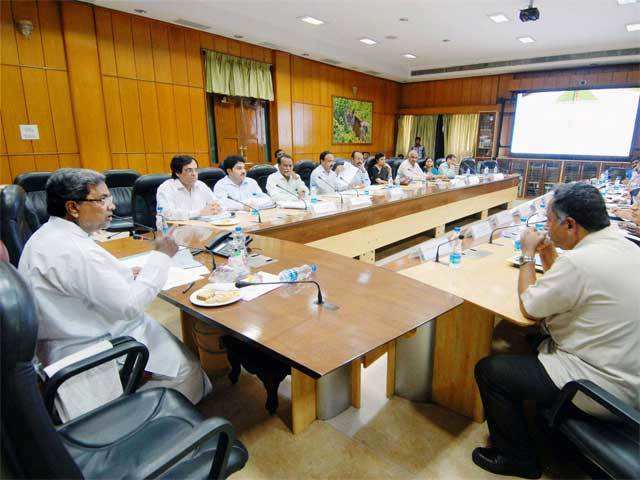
[89,0,640,82]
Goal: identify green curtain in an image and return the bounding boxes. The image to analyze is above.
[204,51,274,101]
[410,115,437,159]
[395,115,413,156]
[443,114,480,160]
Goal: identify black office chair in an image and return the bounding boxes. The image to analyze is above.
[104,169,140,233]
[132,173,170,230]
[417,159,426,171]
[607,167,628,182]
[0,185,40,267]
[14,171,51,226]
[0,262,248,479]
[197,167,226,191]
[434,158,445,169]
[294,160,316,188]
[479,160,498,172]
[331,158,346,171]
[391,159,404,179]
[246,164,276,193]
[539,380,639,479]
[459,158,476,174]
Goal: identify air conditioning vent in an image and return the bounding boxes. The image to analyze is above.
[174,18,211,30]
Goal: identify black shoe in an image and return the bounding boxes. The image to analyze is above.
[472,447,542,479]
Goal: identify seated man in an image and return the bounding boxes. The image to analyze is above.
[213,155,274,211]
[266,153,309,202]
[338,151,371,188]
[472,182,640,478]
[310,151,350,194]
[396,150,426,184]
[156,155,222,220]
[18,168,212,404]
[438,154,458,179]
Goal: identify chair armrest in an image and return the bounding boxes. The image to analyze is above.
[42,336,149,417]
[547,379,640,428]
[124,417,236,480]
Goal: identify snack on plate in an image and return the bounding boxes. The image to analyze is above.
[195,286,240,304]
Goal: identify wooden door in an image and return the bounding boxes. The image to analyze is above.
[213,96,268,165]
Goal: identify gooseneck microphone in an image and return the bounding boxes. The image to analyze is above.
[235,279,325,305]
[111,215,157,240]
[275,184,308,210]
[488,224,522,244]
[435,233,465,263]
[315,176,344,204]
[226,195,262,223]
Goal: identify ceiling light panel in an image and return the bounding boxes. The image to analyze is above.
[626,23,640,32]
[359,37,378,45]
[403,53,417,59]
[299,16,324,25]
[518,36,536,43]
[617,0,637,5]
[489,13,509,23]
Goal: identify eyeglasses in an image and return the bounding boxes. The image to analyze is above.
[70,195,114,206]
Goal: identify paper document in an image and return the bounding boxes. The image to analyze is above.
[277,200,307,210]
[239,272,282,301]
[44,340,123,423]
[120,251,208,290]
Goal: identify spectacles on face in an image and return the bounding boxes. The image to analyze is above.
[72,194,114,207]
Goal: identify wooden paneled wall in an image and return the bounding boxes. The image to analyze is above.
[1,0,273,181]
[275,54,399,162]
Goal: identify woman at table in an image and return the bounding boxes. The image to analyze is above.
[368,152,392,185]
[423,157,439,178]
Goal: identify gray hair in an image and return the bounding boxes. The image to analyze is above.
[46,168,106,218]
[551,182,609,232]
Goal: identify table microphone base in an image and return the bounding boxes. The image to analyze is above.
[316,300,339,310]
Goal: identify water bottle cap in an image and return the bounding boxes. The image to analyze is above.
[310,264,317,272]
[234,226,242,232]
[289,270,298,281]
[157,206,163,212]
[453,227,461,233]
[520,216,527,222]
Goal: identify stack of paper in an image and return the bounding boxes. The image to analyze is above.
[120,251,209,290]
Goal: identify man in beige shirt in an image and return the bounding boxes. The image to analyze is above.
[473,182,640,479]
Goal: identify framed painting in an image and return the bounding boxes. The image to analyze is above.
[332,96,373,144]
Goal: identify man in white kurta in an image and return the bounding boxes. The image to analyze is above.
[214,155,274,211]
[265,153,309,203]
[396,150,426,184]
[18,168,211,405]
[310,151,350,194]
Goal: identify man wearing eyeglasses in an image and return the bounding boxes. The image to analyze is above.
[18,168,212,406]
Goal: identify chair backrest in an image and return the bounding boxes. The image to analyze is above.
[104,169,140,218]
[14,172,51,225]
[417,159,426,171]
[197,167,225,191]
[331,158,346,171]
[0,186,40,267]
[607,167,627,182]
[479,160,498,172]
[391,159,404,178]
[0,262,82,479]
[459,158,476,174]
[132,173,170,229]
[246,164,277,193]
[293,160,316,188]
[435,158,445,168]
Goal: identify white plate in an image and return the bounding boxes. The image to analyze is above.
[211,218,239,226]
[190,288,241,307]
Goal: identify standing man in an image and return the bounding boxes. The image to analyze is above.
[413,137,425,159]
[213,155,274,211]
[472,183,640,478]
[266,153,309,202]
[156,155,222,219]
[19,169,212,405]
[338,151,371,189]
[396,150,427,184]
[310,151,350,194]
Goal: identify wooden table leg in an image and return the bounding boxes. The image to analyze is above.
[386,340,396,398]
[351,358,362,408]
[431,302,494,422]
[180,311,199,357]
[291,368,317,434]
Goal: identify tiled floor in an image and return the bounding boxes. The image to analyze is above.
[148,297,589,480]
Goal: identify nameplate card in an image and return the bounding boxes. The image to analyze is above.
[387,188,405,199]
[497,210,515,226]
[420,237,452,261]
[310,201,338,214]
[467,176,480,185]
[450,179,465,188]
[492,173,505,180]
[469,221,492,239]
[348,196,373,207]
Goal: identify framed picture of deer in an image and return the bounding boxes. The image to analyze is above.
[332,96,373,144]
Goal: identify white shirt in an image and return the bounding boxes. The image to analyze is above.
[213,175,273,210]
[310,165,350,194]
[266,170,309,202]
[521,226,640,414]
[18,217,183,377]
[397,159,426,183]
[338,162,371,188]
[156,178,217,220]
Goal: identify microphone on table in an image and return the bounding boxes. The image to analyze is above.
[111,215,157,240]
[275,184,308,210]
[526,213,547,227]
[226,195,262,223]
[316,176,344,204]
[435,233,465,263]
[234,279,326,306]
[488,224,524,244]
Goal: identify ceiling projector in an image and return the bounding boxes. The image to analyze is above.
[519,2,540,22]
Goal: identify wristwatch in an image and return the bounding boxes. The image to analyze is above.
[519,254,536,266]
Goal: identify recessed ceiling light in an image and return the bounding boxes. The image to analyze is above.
[518,36,535,43]
[626,22,640,31]
[359,37,378,45]
[403,53,417,59]
[399,17,409,22]
[617,0,637,4]
[233,34,244,39]
[488,13,509,23]
[385,35,398,40]
[134,8,147,14]
[299,16,324,26]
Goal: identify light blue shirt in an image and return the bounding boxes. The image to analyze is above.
[438,162,456,179]
[310,165,350,194]
[213,175,273,210]
[341,165,371,188]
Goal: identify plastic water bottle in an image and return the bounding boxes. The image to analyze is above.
[493,165,499,174]
[229,226,250,278]
[387,176,393,189]
[310,183,318,203]
[483,166,489,176]
[278,264,317,282]
[395,175,401,188]
[156,206,169,235]
[449,227,462,269]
